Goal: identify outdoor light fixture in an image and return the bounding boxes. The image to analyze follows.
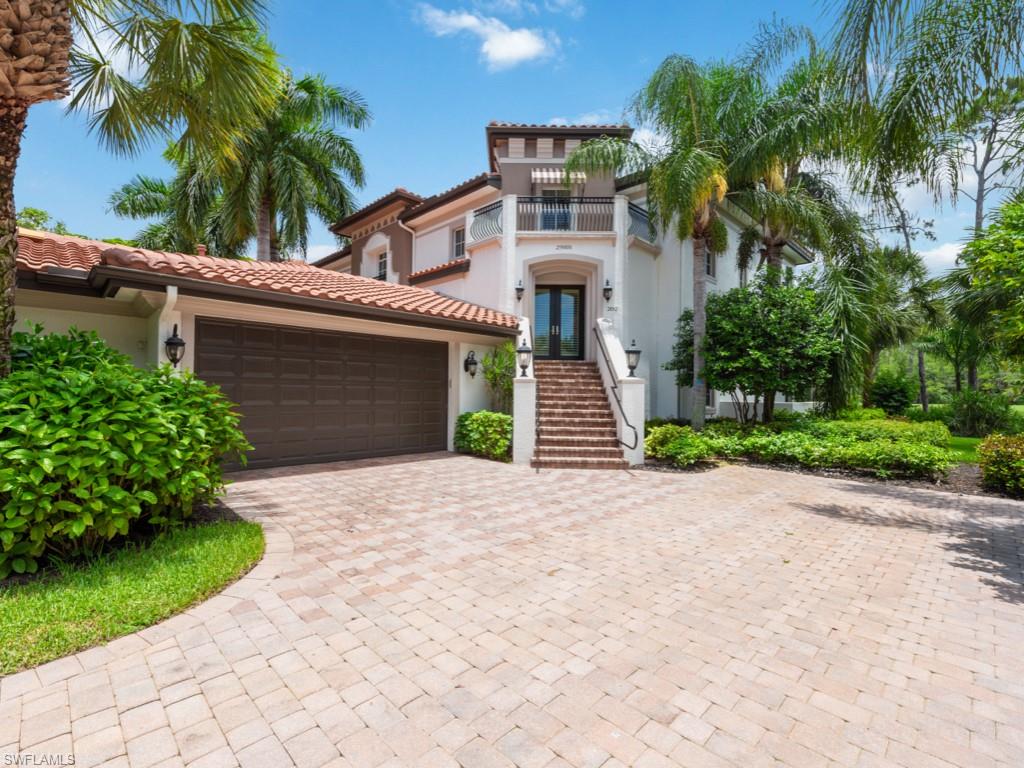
[625,340,641,377]
[515,279,525,301]
[516,341,532,377]
[603,279,613,301]
[164,324,186,367]
[463,350,479,378]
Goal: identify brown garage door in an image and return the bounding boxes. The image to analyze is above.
[195,318,448,469]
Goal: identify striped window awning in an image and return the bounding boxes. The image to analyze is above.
[531,167,586,185]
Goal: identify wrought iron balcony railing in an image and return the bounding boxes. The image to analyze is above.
[469,200,503,241]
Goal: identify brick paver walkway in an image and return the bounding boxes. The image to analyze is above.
[3,455,1024,768]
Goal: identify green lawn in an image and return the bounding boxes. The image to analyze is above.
[1014,405,1024,415]
[0,521,264,675]
[949,436,981,463]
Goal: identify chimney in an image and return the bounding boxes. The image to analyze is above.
[196,244,207,257]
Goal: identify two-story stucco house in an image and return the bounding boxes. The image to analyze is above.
[313,121,811,467]
[13,120,809,471]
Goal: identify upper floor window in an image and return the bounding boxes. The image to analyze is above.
[705,250,716,279]
[452,227,465,260]
[376,252,387,280]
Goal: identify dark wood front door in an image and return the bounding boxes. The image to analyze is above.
[534,286,584,359]
[195,318,448,469]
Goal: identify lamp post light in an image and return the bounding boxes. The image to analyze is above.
[463,350,479,378]
[515,279,525,301]
[164,324,186,367]
[625,340,641,377]
[516,341,532,377]
[603,279,613,302]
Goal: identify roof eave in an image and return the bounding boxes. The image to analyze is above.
[89,265,518,337]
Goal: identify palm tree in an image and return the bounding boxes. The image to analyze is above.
[216,73,369,261]
[108,169,240,256]
[0,0,278,376]
[565,57,750,428]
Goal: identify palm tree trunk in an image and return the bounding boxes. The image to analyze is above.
[691,236,707,430]
[954,365,962,393]
[0,98,28,378]
[256,197,273,261]
[918,349,928,412]
[862,349,880,407]
[967,363,978,391]
[764,240,784,283]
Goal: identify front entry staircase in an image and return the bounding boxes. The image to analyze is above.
[532,360,628,469]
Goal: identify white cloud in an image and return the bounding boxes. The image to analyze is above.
[919,241,963,276]
[544,0,585,18]
[417,5,558,71]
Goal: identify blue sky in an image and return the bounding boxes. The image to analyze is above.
[16,0,979,271]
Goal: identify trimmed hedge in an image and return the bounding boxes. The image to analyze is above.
[454,410,513,462]
[978,435,1024,497]
[650,415,955,478]
[0,328,250,579]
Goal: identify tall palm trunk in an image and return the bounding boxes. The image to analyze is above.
[917,348,928,412]
[967,364,978,391]
[256,197,273,261]
[0,98,28,378]
[691,236,708,430]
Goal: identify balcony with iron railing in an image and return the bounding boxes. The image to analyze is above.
[468,196,654,243]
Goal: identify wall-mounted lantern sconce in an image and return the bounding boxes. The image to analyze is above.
[603,279,613,302]
[625,340,641,377]
[164,324,186,367]
[516,341,532,377]
[515,279,525,301]
[463,350,479,378]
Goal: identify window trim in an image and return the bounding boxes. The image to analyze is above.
[705,250,717,280]
[375,251,388,281]
[452,227,466,261]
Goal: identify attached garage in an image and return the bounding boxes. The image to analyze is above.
[195,318,449,469]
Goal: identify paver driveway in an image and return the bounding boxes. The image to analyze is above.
[3,455,1024,768]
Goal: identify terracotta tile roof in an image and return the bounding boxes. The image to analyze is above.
[408,258,471,285]
[402,173,499,220]
[17,229,518,331]
[311,243,351,268]
[331,188,424,234]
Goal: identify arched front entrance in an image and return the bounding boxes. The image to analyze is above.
[525,257,602,362]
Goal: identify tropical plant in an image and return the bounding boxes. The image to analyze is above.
[566,57,753,428]
[948,390,1022,437]
[0,0,278,377]
[216,72,369,261]
[978,434,1024,496]
[697,275,840,423]
[481,341,515,414]
[644,423,713,467]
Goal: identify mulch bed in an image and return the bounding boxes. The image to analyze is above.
[641,457,1015,500]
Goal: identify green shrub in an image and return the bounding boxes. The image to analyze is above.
[645,424,713,467]
[906,405,953,427]
[948,390,1022,437]
[978,435,1024,496]
[800,419,951,448]
[645,417,689,434]
[869,370,917,416]
[0,328,250,579]
[834,407,887,421]
[454,410,513,461]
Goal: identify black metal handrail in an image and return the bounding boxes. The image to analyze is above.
[517,196,614,233]
[470,200,503,241]
[592,326,640,451]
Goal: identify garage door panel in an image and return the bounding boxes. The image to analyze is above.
[196,318,448,468]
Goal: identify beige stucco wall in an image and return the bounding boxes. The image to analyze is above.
[14,290,151,367]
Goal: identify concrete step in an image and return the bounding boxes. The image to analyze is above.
[531,457,629,470]
[537,426,618,439]
[535,442,623,456]
[538,416,617,428]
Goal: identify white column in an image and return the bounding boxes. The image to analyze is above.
[611,196,629,338]
[512,316,536,465]
[147,286,182,370]
[501,195,518,315]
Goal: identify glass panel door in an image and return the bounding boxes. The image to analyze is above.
[541,189,570,231]
[533,286,583,359]
[558,288,581,358]
[534,287,551,357]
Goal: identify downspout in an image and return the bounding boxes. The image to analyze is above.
[397,219,417,280]
[149,285,179,368]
